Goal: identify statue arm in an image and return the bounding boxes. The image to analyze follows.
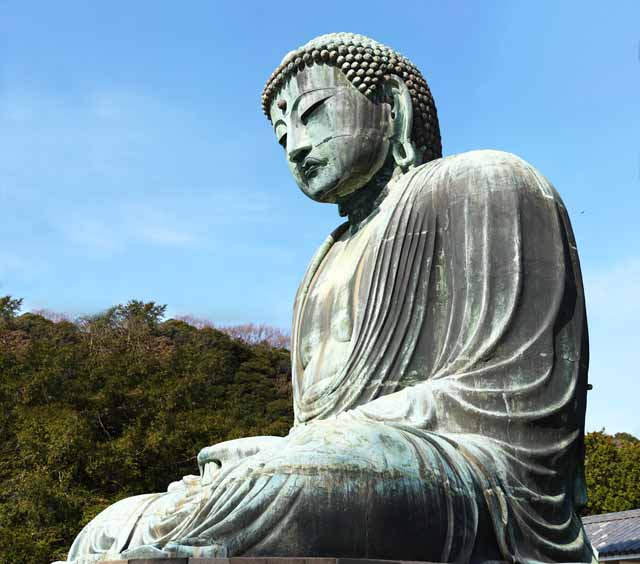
[338,381,437,429]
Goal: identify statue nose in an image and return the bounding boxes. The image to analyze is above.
[288,144,312,164]
[287,127,312,163]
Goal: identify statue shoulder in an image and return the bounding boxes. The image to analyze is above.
[408,149,559,204]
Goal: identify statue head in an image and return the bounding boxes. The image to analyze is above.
[262,33,441,204]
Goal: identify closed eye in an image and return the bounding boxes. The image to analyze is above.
[301,97,329,124]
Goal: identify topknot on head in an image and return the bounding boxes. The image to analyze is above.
[261,32,442,164]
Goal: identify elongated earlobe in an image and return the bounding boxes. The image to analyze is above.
[392,138,418,171]
[385,75,419,171]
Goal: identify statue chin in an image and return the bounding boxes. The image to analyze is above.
[298,176,342,204]
[299,168,381,205]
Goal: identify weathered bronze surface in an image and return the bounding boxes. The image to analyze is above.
[55,33,595,564]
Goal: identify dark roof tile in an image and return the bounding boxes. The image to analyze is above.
[582,509,640,557]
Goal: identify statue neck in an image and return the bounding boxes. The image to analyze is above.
[337,156,397,232]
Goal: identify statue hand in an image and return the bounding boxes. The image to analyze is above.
[197,436,285,480]
[167,473,201,493]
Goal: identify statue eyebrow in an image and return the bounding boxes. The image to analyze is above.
[292,87,337,112]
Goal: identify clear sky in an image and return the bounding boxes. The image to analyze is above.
[2,1,639,435]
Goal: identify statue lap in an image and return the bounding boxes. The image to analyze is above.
[66,419,496,562]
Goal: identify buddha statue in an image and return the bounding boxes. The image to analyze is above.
[56,33,596,564]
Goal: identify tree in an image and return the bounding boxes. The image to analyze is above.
[217,323,290,349]
[175,318,291,348]
[116,300,167,330]
[584,430,640,515]
[0,296,22,325]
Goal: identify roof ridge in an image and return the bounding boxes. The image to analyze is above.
[582,508,640,523]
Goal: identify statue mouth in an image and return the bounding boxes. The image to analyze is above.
[301,158,326,180]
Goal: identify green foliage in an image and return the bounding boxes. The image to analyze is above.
[0,296,23,326]
[0,298,292,564]
[584,430,640,515]
[614,432,640,445]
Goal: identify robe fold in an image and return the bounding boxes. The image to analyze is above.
[59,150,593,564]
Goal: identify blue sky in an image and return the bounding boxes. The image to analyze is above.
[2,1,639,435]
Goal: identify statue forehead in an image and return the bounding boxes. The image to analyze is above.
[269,64,351,122]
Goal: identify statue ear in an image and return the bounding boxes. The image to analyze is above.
[384,75,419,171]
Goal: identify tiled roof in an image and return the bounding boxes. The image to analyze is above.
[583,509,640,558]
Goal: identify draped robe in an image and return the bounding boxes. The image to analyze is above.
[59,150,594,564]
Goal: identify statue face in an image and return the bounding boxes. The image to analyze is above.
[269,65,393,203]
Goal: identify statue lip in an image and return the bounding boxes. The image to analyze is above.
[301,157,326,179]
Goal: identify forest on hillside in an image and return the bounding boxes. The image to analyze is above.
[0,296,638,564]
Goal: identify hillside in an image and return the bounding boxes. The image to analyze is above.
[0,298,292,563]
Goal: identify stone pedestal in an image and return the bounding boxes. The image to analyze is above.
[102,559,441,564]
